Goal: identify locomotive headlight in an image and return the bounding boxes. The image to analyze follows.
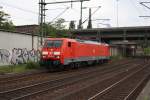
[56,56,60,58]
[53,52,60,55]
[42,51,48,55]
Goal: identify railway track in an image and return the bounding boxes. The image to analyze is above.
[0,58,130,83]
[0,58,134,92]
[56,62,150,100]
[0,59,145,100]
[0,69,48,83]
[87,63,150,100]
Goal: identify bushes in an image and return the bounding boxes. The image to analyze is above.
[0,61,40,74]
[0,64,27,73]
[144,48,150,56]
[25,61,40,69]
[110,55,123,61]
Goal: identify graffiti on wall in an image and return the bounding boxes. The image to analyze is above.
[0,48,40,65]
[0,49,10,64]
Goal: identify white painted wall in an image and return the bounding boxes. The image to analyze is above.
[0,31,38,50]
[0,31,40,66]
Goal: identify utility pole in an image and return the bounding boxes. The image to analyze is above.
[39,0,45,45]
[78,0,83,29]
[87,8,92,29]
[43,0,47,38]
[41,0,44,45]
[38,0,42,49]
[39,0,90,31]
[38,0,90,48]
[97,23,102,42]
[81,6,101,27]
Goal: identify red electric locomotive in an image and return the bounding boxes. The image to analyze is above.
[40,38,110,70]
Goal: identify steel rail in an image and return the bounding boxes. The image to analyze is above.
[124,74,150,100]
[0,70,48,83]
[12,63,137,100]
[0,59,134,93]
[11,62,143,100]
[0,60,137,100]
[87,63,149,100]
[0,59,132,83]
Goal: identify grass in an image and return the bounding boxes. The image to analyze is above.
[0,62,40,74]
[110,55,123,61]
[144,47,150,56]
[144,96,149,100]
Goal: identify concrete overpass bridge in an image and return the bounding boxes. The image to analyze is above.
[71,26,150,56]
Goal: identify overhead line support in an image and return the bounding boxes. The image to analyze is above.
[44,0,89,4]
[140,2,150,10]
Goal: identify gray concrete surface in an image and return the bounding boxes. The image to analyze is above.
[137,80,150,100]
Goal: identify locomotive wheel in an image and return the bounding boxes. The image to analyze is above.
[70,63,75,69]
[75,62,80,69]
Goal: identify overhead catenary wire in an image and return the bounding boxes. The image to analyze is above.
[50,7,70,23]
[0,1,41,25]
[139,1,150,19]
[140,2,150,10]
[0,2,39,15]
[130,0,143,16]
[82,6,101,25]
[46,7,70,11]
[129,0,145,25]
[10,16,38,25]
[0,1,72,23]
[45,0,90,4]
[1,1,68,13]
[53,0,69,7]
[1,0,92,24]
[61,18,110,23]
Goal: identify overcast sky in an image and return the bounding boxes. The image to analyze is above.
[0,0,150,28]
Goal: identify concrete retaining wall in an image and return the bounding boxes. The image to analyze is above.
[0,30,40,66]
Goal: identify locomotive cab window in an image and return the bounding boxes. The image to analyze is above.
[44,40,63,48]
[68,42,71,47]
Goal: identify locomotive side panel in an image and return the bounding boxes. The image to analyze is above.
[62,40,77,65]
[71,42,109,62]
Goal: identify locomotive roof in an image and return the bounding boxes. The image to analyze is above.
[75,39,109,46]
[45,38,109,46]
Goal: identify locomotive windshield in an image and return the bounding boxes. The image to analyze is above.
[44,40,63,48]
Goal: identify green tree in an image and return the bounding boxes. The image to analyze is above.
[69,21,75,30]
[44,23,57,37]
[51,18,66,30]
[0,7,14,31]
[44,18,69,37]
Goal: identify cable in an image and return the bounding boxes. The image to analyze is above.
[52,0,69,7]
[129,0,146,25]
[50,7,70,22]
[130,0,143,16]
[0,2,38,25]
[46,7,70,11]
[0,2,39,15]
[1,1,66,23]
[130,0,150,22]
[97,22,111,28]
[82,6,101,24]
[11,17,38,25]
[140,2,150,10]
